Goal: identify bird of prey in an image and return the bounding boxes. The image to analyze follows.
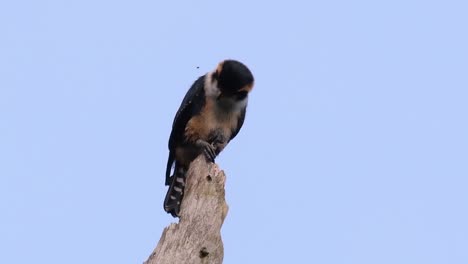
[164,60,254,217]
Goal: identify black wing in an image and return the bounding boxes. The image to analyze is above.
[230,106,246,141]
[165,75,206,185]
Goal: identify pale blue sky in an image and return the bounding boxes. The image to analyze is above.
[1,1,467,263]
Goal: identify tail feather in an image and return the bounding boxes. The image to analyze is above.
[165,153,174,186]
[163,166,186,217]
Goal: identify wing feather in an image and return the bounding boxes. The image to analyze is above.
[165,75,206,184]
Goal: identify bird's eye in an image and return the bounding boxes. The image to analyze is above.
[236,91,248,100]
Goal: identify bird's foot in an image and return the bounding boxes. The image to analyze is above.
[209,130,226,153]
[196,139,216,162]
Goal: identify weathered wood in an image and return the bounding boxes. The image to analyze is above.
[145,156,229,264]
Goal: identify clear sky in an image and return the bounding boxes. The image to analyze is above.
[1,1,467,263]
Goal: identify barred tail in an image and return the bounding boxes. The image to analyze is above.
[165,153,174,186]
[163,165,186,217]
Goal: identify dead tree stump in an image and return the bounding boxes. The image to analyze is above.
[145,156,229,264]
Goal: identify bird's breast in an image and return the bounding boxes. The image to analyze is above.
[184,97,246,143]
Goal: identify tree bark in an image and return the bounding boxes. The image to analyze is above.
[145,156,229,264]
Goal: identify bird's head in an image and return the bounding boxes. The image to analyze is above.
[212,60,254,101]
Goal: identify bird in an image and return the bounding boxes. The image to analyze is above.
[164,59,254,217]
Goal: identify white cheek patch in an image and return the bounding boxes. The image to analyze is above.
[237,97,248,109]
[216,97,248,114]
[204,71,221,97]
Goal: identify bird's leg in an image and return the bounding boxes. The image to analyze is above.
[209,130,227,155]
[195,139,217,162]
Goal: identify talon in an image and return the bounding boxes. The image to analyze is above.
[196,140,217,162]
[204,144,216,162]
